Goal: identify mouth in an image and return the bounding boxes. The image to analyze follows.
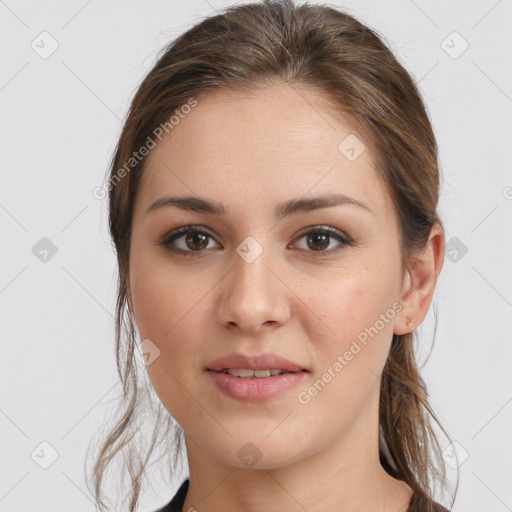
[209,368,307,378]
[205,352,308,375]
[206,368,308,402]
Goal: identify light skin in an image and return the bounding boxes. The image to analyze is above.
[128,83,444,512]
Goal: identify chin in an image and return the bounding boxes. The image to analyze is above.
[209,437,309,471]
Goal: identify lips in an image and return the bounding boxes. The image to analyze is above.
[207,367,307,402]
[205,352,307,373]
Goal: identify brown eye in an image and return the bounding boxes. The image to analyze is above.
[185,232,209,250]
[306,233,330,251]
[292,226,351,256]
[161,226,220,256]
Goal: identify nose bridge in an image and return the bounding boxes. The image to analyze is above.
[233,243,272,296]
[219,237,289,331]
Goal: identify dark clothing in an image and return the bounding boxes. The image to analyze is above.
[154,478,451,512]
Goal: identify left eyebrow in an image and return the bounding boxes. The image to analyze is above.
[274,193,374,217]
[145,193,374,217]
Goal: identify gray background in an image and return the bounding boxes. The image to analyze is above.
[1,0,511,511]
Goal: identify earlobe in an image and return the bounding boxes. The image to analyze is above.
[394,223,445,336]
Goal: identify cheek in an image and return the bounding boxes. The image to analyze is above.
[131,254,210,340]
[296,260,400,389]
[298,268,397,343]
[293,273,398,424]
[131,264,215,423]
[130,259,219,378]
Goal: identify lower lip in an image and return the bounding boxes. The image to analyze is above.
[207,370,307,402]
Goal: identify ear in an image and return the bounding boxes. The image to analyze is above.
[394,223,445,335]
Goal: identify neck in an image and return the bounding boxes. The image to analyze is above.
[181,398,413,512]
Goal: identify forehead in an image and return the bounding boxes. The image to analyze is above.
[136,83,393,220]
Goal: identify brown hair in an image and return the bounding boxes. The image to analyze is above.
[86,0,458,510]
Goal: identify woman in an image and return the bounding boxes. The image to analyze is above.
[89,1,457,510]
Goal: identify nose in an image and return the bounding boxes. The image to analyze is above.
[215,244,291,334]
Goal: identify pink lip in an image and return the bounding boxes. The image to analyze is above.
[205,352,307,373]
[207,370,307,402]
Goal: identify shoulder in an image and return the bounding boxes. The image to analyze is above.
[154,479,452,512]
[152,478,189,512]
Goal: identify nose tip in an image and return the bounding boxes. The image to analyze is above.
[217,250,290,332]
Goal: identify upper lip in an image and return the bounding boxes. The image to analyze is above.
[206,352,307,373]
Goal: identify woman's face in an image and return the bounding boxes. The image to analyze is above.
[129,83,407,469]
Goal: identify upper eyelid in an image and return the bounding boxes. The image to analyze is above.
[165,225,219,242]
[294,224,348,238]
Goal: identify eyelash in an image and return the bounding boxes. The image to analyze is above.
[160,224,352,258]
